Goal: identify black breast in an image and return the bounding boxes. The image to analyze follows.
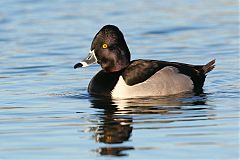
[88,70,122,96]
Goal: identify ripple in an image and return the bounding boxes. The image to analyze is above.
[143,26,209,35]
[9,65,53,70]
[0,65,54,75]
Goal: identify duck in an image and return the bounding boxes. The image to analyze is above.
[74,25,215,98]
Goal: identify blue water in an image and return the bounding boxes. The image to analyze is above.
[0,0,239,159]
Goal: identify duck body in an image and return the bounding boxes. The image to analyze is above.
[88,59,215,98]
[74,25,215,98]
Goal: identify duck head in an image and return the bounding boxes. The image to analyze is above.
[74,25,131,72]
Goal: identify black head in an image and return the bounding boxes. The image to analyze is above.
[90,25,131,72]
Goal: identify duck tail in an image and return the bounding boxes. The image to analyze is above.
[202,59,215,74]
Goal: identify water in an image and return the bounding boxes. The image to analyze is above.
[0,0,239,159]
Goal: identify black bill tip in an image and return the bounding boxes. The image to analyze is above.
[74,63,83,69]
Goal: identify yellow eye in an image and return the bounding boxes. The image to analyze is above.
[102,43,108,49]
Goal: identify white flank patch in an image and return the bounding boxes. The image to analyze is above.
[111,66,194,98]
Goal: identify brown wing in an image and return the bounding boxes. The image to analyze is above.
[122,59,214,92]
[122,60,164,86]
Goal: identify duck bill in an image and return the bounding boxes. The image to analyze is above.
[74,50,97,69]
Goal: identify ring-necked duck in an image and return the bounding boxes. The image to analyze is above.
[74,25,215,98]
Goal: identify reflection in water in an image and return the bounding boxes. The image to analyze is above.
[87,93,208,156]
[88,97,134,156]
[89,97,133,144]
[95,147,134,157]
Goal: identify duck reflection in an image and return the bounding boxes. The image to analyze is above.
[88,92,207,156]
[88,97,134,156]
[90,97,133,144]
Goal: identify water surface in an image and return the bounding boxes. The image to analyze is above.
[0,0,239,159]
